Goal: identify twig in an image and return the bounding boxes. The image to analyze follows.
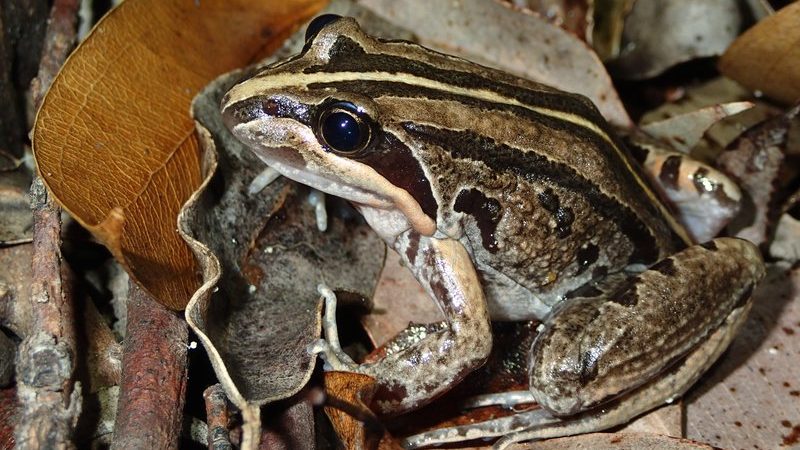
[111,281,188,450]
[29,0,81,110]
[204,384,232,450]
[15,179,80,449]
[14,0,80,446]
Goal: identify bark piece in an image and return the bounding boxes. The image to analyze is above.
[15,179,79,450]
[111,281,188,450]
[204,384,232,450]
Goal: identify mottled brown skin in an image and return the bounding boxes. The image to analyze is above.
[222,17,766,447]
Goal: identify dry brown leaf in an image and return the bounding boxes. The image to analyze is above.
[32,0,326,309]
[610,0,744,80]
[640,102,753,154]
[324,371,402,450]
[719,2,800,105]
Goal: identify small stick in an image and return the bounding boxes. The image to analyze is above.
[111,281,188,450]
[15,179,80,449]
[15,0,80,447]
[204,384,232,450]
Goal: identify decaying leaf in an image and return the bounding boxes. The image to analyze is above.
[641,102,753,154]
[610,0,744,80]
[357,0,632,127]
[182,65,384,413]
[719,2,800,105]
[32,0,326,309]
[718,105,799,245]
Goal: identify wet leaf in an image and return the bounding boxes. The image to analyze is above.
[610,0,744,80]
[357,0,632,127]
[32,0,326,309]
[719,2,800,105]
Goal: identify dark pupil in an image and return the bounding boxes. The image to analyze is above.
[322,110,363,152]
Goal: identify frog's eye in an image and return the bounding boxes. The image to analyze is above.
[305,14,342,42]
[316,101,374,155]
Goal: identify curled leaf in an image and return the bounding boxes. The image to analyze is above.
[32,0,326,309]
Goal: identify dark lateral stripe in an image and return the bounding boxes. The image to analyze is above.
[301,36,610,129]
[359,132,439,221]
[403,123,662,264]
[308,79,671,226]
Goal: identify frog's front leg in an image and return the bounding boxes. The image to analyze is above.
[314,230,493,415]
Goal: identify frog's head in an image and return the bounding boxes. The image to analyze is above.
[221,15,439,235]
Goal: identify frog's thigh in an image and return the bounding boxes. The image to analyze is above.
[366,231,493,415]
[530,237,764,417]
[641,147,741,242]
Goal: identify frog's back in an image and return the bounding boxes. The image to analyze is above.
[235,19,690,318]
[298,28,685,307]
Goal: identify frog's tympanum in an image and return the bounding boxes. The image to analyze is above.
[221,15,765,448]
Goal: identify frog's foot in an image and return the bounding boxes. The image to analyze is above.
[639,146,741,242]
[308,284,360,372]
[247,166,281,195]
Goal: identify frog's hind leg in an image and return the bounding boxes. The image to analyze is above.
[492,297,751,449]
[402,237,764,449]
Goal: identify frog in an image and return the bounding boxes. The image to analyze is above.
[220,15,765,448]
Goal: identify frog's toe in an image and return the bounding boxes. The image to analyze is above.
[314,284,359,371]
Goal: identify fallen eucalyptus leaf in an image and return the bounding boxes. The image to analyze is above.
[638,77,780,162]
[610,0,743,80]
[324,371,401,449]
[363,251,441,348]
[32,0,327,309]
[357,0,632,127]
[641,102,754,154]
[719,2,800,105]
